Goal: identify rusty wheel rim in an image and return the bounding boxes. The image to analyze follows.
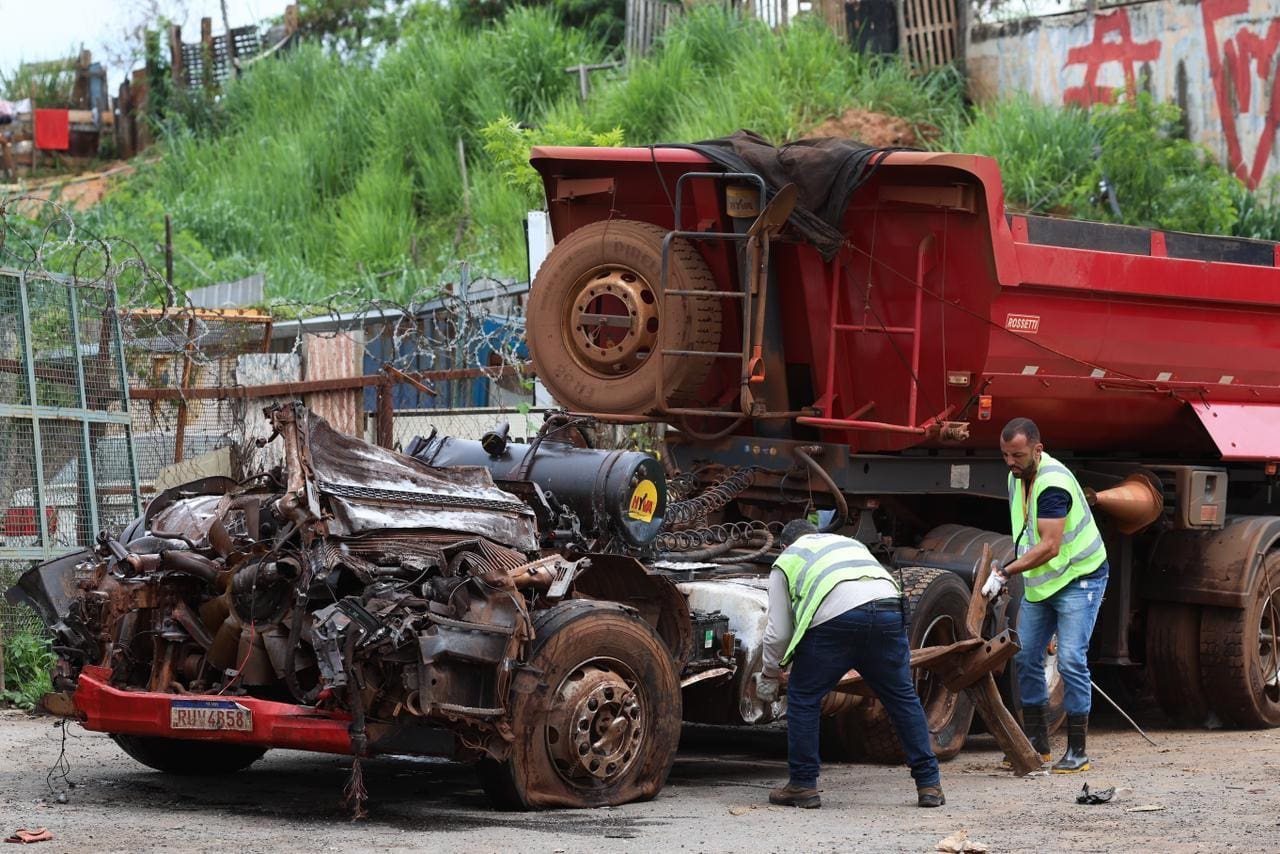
[914,613,958,727]
[546,658,644,787]
[564,265,660,378]
[1260,583,1280,704]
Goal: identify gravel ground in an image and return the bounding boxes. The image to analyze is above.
[1,709,1277,853]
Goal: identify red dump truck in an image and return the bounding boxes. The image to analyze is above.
[525,136,1280,735]
[8,138,1276,815]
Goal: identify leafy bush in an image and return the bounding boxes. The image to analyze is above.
[1,630,54,711]
[1230,176,1280,242]
[482,115,624,207]
[1068,93,1237,234]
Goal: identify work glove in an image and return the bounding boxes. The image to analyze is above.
[755,672,780,703]
[981,560,1008,599]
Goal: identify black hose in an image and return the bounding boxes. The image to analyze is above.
[795,445,848,533]
[657,538,737,562]
[159,550,221,585]
[344,629,368,756]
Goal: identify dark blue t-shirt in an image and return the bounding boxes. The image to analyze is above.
[1036,487,1108,580]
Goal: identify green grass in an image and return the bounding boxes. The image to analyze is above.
[945,95,1098,214]
[11,4,1276,306]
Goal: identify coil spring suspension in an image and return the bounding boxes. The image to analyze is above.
[663,467,755,529]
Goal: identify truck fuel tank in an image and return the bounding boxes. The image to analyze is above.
[407,428,667,547]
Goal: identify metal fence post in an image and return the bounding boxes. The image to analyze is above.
[376,376,394,449]
[16,273,49,548]
[67,283,100,537]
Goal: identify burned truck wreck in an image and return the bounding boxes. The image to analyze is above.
[9,403,695,810]
[9,401,1036,812]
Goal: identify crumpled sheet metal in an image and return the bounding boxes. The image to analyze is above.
[299,409,538,550]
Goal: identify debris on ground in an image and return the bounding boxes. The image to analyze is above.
[807,109,936,148]
[1125,804,1166,813]
[1076,783,1115,804]
[936,829,989,853]
[4,828,53,844]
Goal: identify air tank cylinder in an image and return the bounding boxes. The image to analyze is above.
[409,432,667,547]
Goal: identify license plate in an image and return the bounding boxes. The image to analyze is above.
[169,699,253,733]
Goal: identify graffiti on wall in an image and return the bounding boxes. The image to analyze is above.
[1062,11,1161,108]
[1202,0,1280,188]
[969,0,1280,189]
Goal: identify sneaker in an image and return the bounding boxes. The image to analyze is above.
[769,782,821,808]
[917,786,946,808]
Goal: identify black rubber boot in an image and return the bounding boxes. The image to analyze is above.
[1023,704,1053,762]
[1052,714,1090,774]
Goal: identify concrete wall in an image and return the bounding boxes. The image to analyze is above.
[967,0,1280,189]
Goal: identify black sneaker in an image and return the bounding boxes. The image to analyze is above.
[769,783,821,809]
[917,786,946,808]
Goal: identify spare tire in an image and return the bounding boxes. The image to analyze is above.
[527,220,723,415]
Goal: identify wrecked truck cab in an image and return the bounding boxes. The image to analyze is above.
[6,402,691,810]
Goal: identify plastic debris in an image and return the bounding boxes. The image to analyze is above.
[1076,783,1116,805]
[4,828,54,844]
[1125,804,1166,813]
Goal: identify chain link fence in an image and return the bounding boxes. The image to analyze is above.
[0,268,136,643]
[0,197,647,655]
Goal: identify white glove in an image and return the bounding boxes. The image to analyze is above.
[981,560,1008,598]
[755,672,780,703]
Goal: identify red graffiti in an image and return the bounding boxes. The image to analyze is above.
[1063,10,1162,108]
[1203,0,1280,189]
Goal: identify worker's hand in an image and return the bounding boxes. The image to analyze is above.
[981,560,1008,599]
[755,672,780,703]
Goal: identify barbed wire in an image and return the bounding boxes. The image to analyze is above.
[0,195,534,389]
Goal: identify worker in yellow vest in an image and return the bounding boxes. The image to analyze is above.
[758,519,943,808]
[983,417,1108,773]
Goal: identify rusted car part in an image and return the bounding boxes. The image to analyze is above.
[830,547,1042,776]
[8,402,690,810]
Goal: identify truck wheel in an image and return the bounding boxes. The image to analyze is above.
[526,220,723,415]
[846,568,976,763]
[478,601,682,809]
[1145,601,1210,725]
[1199,553,1280,727]
[110,734,266,775]
[917,524,1065,732]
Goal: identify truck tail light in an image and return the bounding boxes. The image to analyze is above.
[978,395,993,421]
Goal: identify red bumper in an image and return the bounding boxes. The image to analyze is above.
[73,666,355,755]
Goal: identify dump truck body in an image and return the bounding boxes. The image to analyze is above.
[526,141,1280,730]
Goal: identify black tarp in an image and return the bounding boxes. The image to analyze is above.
[660,130,915,259]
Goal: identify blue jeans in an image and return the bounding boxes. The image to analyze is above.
[1014,572,1108,717]
[786,601,940,790]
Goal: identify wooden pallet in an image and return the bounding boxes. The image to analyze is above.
[896,0,960,70]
